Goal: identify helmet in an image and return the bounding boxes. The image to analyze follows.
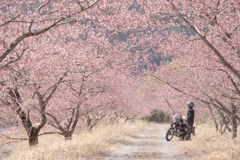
[187,101,194,108]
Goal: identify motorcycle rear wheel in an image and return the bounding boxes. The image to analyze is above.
[166,128,174,141]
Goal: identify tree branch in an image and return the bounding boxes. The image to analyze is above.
[38,132,63,136]
[46,112,65,133]
[43,72,67,106]
[0,47,28,70]
[218,69,240,95]
[0,15,20,27]
[0,18,64,63]
[168,0,240,80]
[37,0,51,11]
[0,134,28,141]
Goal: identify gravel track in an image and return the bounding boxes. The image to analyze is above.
[107,125,186,160]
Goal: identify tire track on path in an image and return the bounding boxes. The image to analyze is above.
[107,124,186,160]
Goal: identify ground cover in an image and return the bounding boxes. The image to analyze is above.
[1,120,147,160]
[181,123,240,160]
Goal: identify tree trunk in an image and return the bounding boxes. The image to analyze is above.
[18,111,40,146]
[231,103,237,139]
[207,105,218,131]
[46,103,81,141]
[219,119,223,132]
[232,116,237,139]
[64,131,72,141]
[125,116,129,123]
[8,76,63,147]
[214,119,219,132]
[212,104,231,133]
[28,126,40,146]
[16,108,40,146]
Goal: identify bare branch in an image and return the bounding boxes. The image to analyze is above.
[39,9,60,15]
[0,0,100,64]
[0,15,20,27]
[43,72,67,106]
[0,18,64,63]
[0,134,28,141]
[55,19,78,27]
[168,0,240,80]
[171,38,201,52]
[28,20,34,32]
[202,93,239,121]
[0,47,28,70]
[0,2,9,10]
[46,112,65,133]
[37,0,51,11]
[78,0,100,12]
[76,0,84,11]
[165,99,175,114]
[42,79,69,98]
[38,132,63,136]
[221,94,240,101]
[218,69,240,95]
[232,23,240,32]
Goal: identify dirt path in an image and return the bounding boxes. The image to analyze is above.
[107,124,186,160]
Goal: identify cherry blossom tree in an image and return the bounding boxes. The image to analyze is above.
[0,0,101,68]
[0,0,104,146]
[1,0,239,144]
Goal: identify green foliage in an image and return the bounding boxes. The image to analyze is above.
[142,110,170,123]
[138,76,154,92]
[162,62,187,75]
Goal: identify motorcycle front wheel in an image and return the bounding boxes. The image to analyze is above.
[166,128,174,141]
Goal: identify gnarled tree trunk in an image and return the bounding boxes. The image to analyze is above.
[17,99,46,146]
[7,73,65,146]
[46,102,82,141]
[16,108,39,146]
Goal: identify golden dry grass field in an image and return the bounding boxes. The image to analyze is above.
[181,123,240,160]
[1,120,240,160]
[147,122,240,160]
[0,120,148,160]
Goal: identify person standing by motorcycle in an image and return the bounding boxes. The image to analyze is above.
[186,101,195,140]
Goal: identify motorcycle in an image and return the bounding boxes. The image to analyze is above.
[166,114,195,141]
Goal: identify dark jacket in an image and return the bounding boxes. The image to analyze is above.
[187,107,195,124]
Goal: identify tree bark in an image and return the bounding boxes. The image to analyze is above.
[16,108,39,146]
[28,126,40,146]
[64,131,73,141]
[220,115,231,134]
[232,116,237,139]
[207,104,218,131]
[219,119,223,132]
[46,102,81,141]
[10,89,40,146]
[214,106,232,133]
[231,103,237,139]
[5,73,66,146]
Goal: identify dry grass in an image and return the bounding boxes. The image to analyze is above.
[1,119,148,160]
[181,123,240,160]
[5,121,239,160]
